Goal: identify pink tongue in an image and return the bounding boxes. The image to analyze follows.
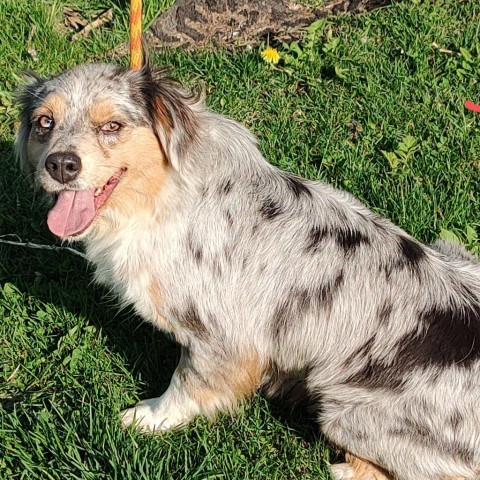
[47,190,96,238]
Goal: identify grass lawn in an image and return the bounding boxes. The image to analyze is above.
[1,0,480,478]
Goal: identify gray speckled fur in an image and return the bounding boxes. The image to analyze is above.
[16,64,480,480]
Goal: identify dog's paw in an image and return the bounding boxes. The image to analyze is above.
[121,401,171,433]
[330,458,394,480]
[330,463,355,480]
[121,394,199,433]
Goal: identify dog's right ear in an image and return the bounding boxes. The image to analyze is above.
[14,71,47,172]
[139,66,201,171]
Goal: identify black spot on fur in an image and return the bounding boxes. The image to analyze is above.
[345,356,405,391]
[219,179,233,195]
[193,247,203,263]
[260,198,283,220]
[306,226,369,255]
[344,338,402,391]
[381,236,427,278]
[272,288,311,336]
[282,173,312,198]
[380,263,393,281]
[399,236,426,268]
[306,226,328,253]
[403,418,431,439]
[175,302,209,339]
[352,430,369,442]
[396,303,480,368]
[336,229,370,253]
[346,298,480,391]
[223,245,233,263]
[378,302,393,325]
[318,271,344,309]
[449,443,474,463]
[344,335,377,367]
[273,275,343,337]
[388,418,431,440]
[225,210,234,228]
[448,411,463,431]
[187,233,203,263]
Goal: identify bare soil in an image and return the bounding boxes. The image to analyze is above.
[149,0,392,49]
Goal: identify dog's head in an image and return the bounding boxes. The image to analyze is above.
[15,63,200,239]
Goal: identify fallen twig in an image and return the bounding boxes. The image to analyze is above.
[72,8,113,40]
[0,234,87,259]
[431,42,459,55]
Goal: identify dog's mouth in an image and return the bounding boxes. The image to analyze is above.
[47,168,126,238]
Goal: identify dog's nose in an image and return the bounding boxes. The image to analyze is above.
[45,152,81,184]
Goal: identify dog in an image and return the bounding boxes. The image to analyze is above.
[15,63,480,480]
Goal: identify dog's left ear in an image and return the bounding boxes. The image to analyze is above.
[140,66,200,171]
[14,71,47,173]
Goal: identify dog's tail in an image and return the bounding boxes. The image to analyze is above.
[431,239,479,264]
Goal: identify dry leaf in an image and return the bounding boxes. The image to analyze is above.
[64,8,88,31]
[72,9,113,41]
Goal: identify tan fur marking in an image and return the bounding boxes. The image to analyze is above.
[27,93,67,171]
[33,92,66,122]
[154,98,173,132]
[236,354,265,397]
[108,127,167,202]
[344,453,393,480]
[89,126,169,234]
[227,353,264,399]
[88,100,122,126]
[184,353,264,411]
[148,282,171,332]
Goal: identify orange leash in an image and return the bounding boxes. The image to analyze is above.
[130,0,142,70]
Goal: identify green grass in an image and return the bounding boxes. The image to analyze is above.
[1,0,480,478]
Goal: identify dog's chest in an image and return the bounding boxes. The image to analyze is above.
[87,228,176,332]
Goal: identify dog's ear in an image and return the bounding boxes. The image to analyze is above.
[139,66,200,171]
[14,71,47,173]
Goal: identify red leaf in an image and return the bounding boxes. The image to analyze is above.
[465,99,480,112]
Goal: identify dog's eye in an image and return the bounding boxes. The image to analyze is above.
[38,115,54,130]
[100,121,122,133]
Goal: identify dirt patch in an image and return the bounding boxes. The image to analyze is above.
[149,0,392,49]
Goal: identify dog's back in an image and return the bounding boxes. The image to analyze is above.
[144,111,480,480]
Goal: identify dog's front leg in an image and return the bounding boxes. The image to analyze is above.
[122,345,262,433]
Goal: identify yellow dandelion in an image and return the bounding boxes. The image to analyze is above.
[261,46,280,65]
